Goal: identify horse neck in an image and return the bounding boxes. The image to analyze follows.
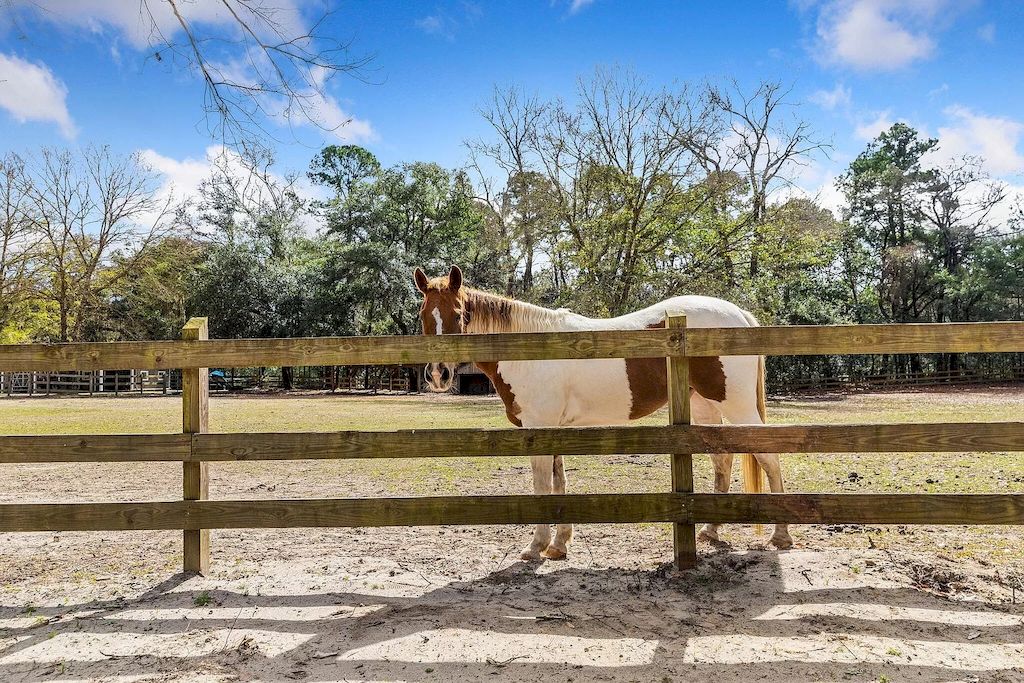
[462,289,570,334]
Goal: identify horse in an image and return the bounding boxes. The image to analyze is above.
[414,265,792,561]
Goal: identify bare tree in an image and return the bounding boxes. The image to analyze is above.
[471,69,716,313]
[26,147,173,341]
[702,80,830,277]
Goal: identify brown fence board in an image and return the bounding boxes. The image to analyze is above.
[208,421,1018,459]
[0,493,684,531]
[2,493,1022,532]
[2,422,1022,463]
[4,321,1024,372]
[691,493,1024,525]
[0,434,191,463]
[688,322,1024,357]
[0,328,684,372]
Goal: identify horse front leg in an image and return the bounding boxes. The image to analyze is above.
[543,455,572,560]
[521,455,554,561]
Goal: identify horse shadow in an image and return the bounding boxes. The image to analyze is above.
[2,540,1021,682]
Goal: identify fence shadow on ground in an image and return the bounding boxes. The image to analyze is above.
[2,547,1022,682]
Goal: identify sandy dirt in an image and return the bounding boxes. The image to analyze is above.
[2,529,1023,682]
[1,389,1023,681]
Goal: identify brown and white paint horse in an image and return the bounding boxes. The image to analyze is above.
[415,266,792,560]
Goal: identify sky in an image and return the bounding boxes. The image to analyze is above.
[1,0,1022,213]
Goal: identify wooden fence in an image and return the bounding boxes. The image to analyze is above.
[1,318,1023,573]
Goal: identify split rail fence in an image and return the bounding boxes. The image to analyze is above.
[1,318,1023,572]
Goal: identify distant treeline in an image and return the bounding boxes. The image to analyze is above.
[2,71,1022,389]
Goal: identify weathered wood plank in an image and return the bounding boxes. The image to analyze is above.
[0,328,685,372]
[667,316,696,569]
[2,422,1021,463]
[0,493,685,531]
[0,434,191,463]
[691,493,1024,525]
[181,317,210,575]
[687,322,1024,357]
[195,422,1024,460]
[4,322,1022,372]
[2,493,1022,531]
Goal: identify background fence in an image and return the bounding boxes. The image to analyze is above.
[1,319,1023,572]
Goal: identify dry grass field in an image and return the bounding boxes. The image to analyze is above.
[1,387,1022,681]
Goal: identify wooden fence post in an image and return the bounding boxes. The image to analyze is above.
[182,317,210,574]
[666,315,696,569]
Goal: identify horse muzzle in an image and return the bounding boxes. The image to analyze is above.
[424,362,457,392]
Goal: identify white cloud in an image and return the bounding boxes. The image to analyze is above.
[296,92,376,144]
[10,0,306,50]
[139,145,326,232]
[569,0,596,13]
[416,14,448,37]
[854,110,894,141]
[139,147,217,204]
[809,83,851,111]
[815,0,946,70]
[936,105,1024,175]
[0,52,76,138]
[977,22,995,43]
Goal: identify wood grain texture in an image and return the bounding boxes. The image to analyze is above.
[687,322,1024,357]
[688,493,1024,525]
[666,316,696,569]
[2,493,1021,531]
[0,493,685,531]
[0,328,684,371]
[0,434,190,463]
[2,422,1021,463]
[181,317,209,575]
[188,421,1024,460]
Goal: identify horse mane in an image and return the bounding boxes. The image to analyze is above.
[462,288,569,333]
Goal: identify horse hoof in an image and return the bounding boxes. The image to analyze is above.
[771,535,794,550]
[697,528,720,543]
[521,547,544,561]
[541,545,567,560]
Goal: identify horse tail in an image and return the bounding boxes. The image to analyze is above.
[741,310,766,496]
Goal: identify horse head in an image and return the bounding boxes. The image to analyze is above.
[413,265,466,392]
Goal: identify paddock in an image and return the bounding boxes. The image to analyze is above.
[1,321,1023,680]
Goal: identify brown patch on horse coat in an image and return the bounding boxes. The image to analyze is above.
[475,362,523,427]
[625,322,727,419]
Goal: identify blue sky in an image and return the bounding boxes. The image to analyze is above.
[1,0,1022,210]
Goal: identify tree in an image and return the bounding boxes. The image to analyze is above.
[0,153,42,336]
[701,81,830,279]
[25,147,172,342]
[309,148,499,336]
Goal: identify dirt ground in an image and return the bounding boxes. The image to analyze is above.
[1,388,1023,681]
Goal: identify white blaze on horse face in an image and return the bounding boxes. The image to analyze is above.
[432,308,443,335]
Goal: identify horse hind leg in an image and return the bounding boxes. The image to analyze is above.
[522,455,554,561]
[543,455,572,560]
[754,452,793,549]
[691,395,731,544]
[721,397,793,550]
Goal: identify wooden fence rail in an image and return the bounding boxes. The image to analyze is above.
[2,494,1022,533]
[3,321,1023,372]
[1,318,1023,573]
[3,422,1022,464]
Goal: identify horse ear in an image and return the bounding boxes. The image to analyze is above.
[448,265,463,292]
[414,267,429,294]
